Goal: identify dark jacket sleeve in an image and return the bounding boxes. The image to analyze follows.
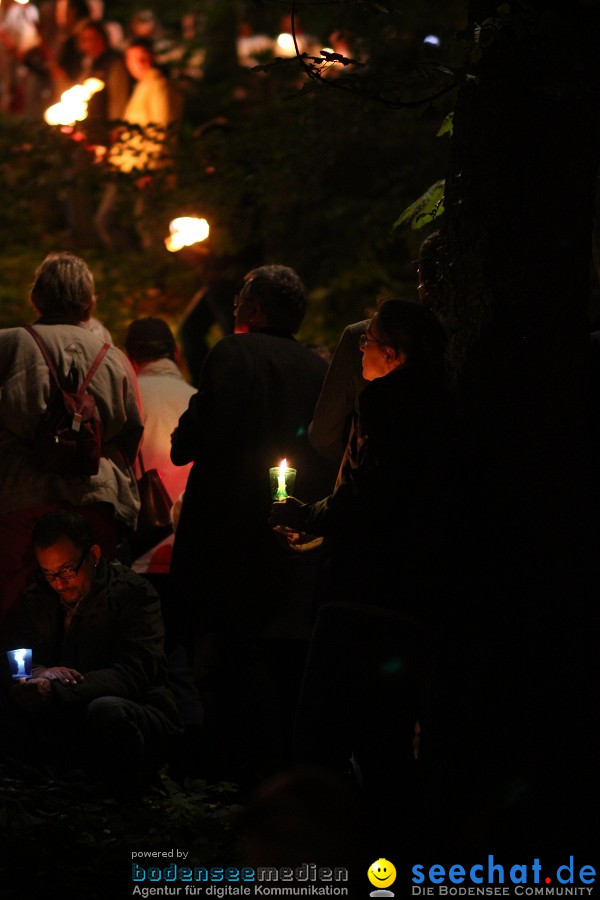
[171,337,249,466]
[52,577,168,708]
[170,390,200,465]
[295,481,358,537]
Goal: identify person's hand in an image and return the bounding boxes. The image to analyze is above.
[269,496,304,530]
[33,666,84,686]
[11,678,54,711]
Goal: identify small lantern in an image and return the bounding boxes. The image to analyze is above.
[6,648,32,683]
[269,458,297,500]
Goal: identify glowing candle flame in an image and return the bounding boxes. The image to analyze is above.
[165,216,210,252]
[277,458,288,499]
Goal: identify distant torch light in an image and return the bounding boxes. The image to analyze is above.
[423,34,441,46]
[276,32,298,56]
[63,85,89,103]
[165,216,210,252]
[44,103,67,126]
[44,78,104,126]
[83,77,105,96]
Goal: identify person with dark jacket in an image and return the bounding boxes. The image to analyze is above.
[170,264,337,782]
[2,509,182,794]
[170,264,336,636]
[75,19,130,147]
[271,297,453,615]
[269,299,454,833]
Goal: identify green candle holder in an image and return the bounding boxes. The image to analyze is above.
[269,461,297,500]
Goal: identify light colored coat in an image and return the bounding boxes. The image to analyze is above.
[135,356,195,504]
[0,322,143,527]
[109,67,181,173]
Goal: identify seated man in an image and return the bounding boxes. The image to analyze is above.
[1,508,182,795]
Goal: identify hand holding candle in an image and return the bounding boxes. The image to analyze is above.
[269,495,305,531]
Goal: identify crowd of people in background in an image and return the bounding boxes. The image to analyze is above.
[0,7,454,852]
[0,240,454,851]
[0,1,197,121]
[0,7,595,879]
[0,2,349,257]
[1,224,598,872]
[0,0,344,123]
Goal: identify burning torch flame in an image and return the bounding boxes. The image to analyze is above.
[165,217,210,252]
[276,33,297,55]
[44,78,105,127]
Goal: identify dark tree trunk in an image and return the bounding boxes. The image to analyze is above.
[426,0,600,856]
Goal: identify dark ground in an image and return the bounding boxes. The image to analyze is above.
[0,760,241,900]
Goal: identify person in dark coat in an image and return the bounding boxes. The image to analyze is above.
[170,264,336,782]
[2,508,182,795]
[270,299,454,835]
[271,297,453,615]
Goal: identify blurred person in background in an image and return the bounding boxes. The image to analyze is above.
[96,36,182,252]
[124,315,203,776]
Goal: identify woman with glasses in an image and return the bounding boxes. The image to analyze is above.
[270,296,453,610]
[269,298,454,819]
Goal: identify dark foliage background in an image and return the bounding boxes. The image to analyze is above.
[0,0,465,353]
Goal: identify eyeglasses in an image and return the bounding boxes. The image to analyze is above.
[41,550,89,584]
[359,332,388,350]
[233,281,254,312]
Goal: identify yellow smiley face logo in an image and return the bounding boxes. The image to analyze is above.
[368,858,397,889]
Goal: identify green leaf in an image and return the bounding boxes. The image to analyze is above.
[436,112,454,137]
[393,179,445,231]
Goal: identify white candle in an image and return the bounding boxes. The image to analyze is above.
[277,458,288,499]
[14,650,26,676]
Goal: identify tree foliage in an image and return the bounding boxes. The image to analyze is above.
[0,0,462,350]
